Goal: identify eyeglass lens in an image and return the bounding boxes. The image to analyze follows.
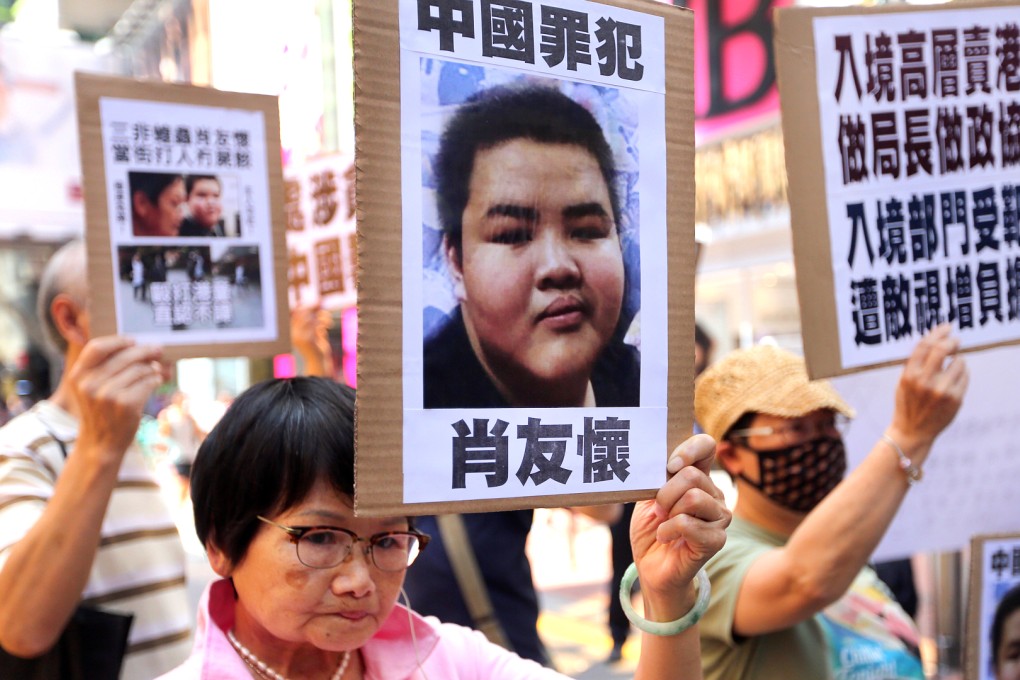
[786,415,846,441]
[296,530,421,571]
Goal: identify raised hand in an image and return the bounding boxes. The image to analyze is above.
[67,336,165,466]
[888,323,968,458]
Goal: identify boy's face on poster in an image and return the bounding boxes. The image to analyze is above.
[448,139,624,402]
[189,178,223,227]
[998,608,1020,680]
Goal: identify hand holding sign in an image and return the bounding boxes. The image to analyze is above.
[70,336,167,466]
[630,434,730,612]
[887,323,969,465]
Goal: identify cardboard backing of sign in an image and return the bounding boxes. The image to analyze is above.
[353,0,695,516]
[774,0,1020,380]
[75,72,290,360]
[966,531,1020,680]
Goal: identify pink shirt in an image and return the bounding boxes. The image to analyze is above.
[159,579,566,680]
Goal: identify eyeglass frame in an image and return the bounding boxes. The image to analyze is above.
[256,515,430,571]
[728,412,851,446]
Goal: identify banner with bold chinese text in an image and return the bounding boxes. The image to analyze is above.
[776,2,1020,378]
[966,532,1020,680]
[75,73,290,360]
[354,0,694,515]
[283,152,357,311]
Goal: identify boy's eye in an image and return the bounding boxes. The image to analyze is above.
[571,224,610,240]
[491,228,532,245]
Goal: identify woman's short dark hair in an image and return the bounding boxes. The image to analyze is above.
[130,171,183,205]
[190,377,355,565]
[434,84,621,255]
[992,583,1020,671]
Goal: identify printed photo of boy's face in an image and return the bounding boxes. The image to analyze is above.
[423,82,640,410]
[187,177,223,229]
[447,138,624,405]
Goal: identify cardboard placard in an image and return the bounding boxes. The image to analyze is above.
[354,0,694,516]
[966,532,1020,680]
[775,2,1020,379]
[75,73,290,360]
[284,152,358,311]
[831,342,1020,562]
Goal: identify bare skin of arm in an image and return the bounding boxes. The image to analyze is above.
[731,324,968,637]
[573,503,623,524]
[0,337,164,656]
[633,434,731,680]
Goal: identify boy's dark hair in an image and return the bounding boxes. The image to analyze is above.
[190,377,356,565]
[186,174,221,196]
[130,172,183,205]
[434,84,620,255]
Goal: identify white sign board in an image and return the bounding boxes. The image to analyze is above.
[832,344,1020,561]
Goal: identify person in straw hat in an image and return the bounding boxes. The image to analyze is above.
[693,324,968,680]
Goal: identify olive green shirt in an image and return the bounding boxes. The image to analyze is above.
[701,517,830,680]
[700,517,923,680]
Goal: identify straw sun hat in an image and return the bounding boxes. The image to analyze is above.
[694,345,856,444]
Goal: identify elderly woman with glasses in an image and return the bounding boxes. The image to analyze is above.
[159,377,730,680]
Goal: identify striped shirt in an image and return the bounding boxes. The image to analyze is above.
[0,400,192,679]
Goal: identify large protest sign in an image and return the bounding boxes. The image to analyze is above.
[966,533,1020,680]
[75,73,290,360]
[283,153,357,311]
[354,0,694,515]
[776,2,1020,378]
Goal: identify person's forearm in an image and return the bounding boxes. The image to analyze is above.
[782,431,929,605]
[297,342,334,378]
[634,583,703,680]
[0,448,119,656]
[573,503,622,524]
[634,628,703,680]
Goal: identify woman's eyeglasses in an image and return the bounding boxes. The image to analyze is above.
[257,516,430,571]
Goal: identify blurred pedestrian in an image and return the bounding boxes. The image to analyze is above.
[158,390,205,503]
[694,325,967,680]
[694,321,714,378]
[0,240,191,678]
[131,251,147,301]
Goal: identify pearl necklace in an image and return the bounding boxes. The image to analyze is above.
[227,629,351,680]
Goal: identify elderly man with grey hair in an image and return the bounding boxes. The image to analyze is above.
[0,240,191,678]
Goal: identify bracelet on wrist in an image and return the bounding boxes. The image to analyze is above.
[881,433,922,486]
[619,563,711,636]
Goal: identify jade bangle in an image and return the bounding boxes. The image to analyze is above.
[619,563,711,636]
